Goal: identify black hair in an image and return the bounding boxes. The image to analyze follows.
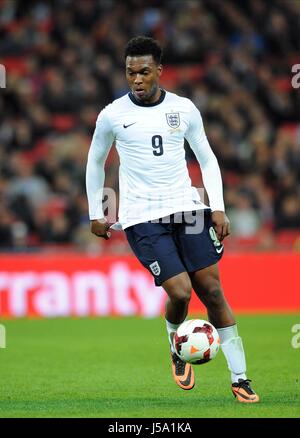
[124,36,163,64]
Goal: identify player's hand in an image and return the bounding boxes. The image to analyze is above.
[90,218,111,240]
[211,211,230,242]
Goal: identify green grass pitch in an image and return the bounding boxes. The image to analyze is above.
[0,315,299,418]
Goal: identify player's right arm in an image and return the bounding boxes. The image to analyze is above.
[86,109,115,239]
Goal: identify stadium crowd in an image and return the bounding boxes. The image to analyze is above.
[0,0,299,252]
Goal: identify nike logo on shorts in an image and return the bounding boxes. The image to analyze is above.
[216,246,224,254]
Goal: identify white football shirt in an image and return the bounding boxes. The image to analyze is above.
[86,89,225,229]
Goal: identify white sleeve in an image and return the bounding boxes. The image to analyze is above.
[185,101,225,212]
[86,109,115,220]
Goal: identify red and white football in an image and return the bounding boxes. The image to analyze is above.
[173,319,220,364]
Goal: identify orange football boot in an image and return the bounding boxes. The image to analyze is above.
[171,352,195,390]
[232,379,260,403]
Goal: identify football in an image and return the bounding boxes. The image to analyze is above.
[173,319,220,364]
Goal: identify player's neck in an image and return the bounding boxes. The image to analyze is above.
[146,87,162,104]
[129,88,166,107]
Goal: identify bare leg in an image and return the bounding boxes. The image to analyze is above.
[189,263,235,327]
[162,271,192,324]
[163,271,195,390]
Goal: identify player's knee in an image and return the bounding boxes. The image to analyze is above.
[171,292,191,307]
[174,290,191,306]
[169,278,192,305]
[209,287,224,302]
[201,278,224,304]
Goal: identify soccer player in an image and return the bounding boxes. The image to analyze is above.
[86,36,259,403]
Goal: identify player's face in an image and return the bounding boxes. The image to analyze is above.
[126,55,162,104]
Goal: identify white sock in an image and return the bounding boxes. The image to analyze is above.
[217,324,247,383]
[165,319,181,354]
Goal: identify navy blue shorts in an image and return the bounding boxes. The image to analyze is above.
[125,209,224,286]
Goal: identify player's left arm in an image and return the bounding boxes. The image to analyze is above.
[185,102,230,241]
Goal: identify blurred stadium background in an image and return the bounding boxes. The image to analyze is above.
[0,0,299,315]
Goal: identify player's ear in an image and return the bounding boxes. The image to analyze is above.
[157,64,163,77]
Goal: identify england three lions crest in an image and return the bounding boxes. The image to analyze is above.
[149,261,161,276]
[166,112,180,128]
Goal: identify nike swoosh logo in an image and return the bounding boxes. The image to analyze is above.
[179,366,192,387]
[232,387,258,401]
[216,246,224,254]
[123,122,137,129]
